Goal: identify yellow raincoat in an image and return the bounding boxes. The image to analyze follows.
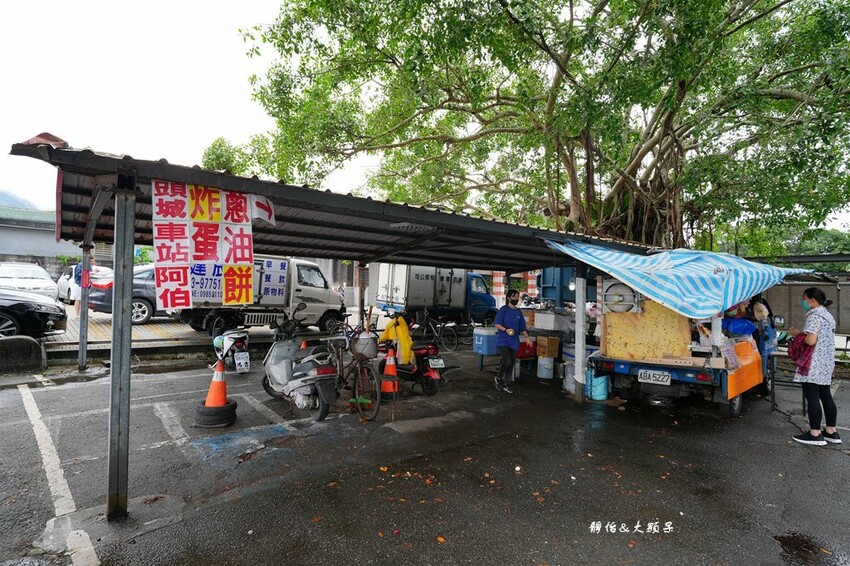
[379,316,414,364]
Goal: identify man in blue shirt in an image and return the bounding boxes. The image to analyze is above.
[493,289,533,393]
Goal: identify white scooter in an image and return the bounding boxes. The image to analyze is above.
[213,328,250,374]
[262,303,338,421]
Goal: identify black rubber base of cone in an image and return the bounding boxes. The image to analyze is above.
[194,399,238,428]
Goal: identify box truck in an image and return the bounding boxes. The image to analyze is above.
[373,264,497,323]
[178,256,344,335]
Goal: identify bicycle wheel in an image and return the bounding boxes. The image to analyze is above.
[353,363,381,421]
[438,325,458,352]
[326,319,345,337]
[456,323,474,345]
[411,323,429,342]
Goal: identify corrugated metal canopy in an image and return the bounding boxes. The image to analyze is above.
[11,139,651,272]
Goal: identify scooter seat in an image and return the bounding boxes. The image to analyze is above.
[411,342,431,350]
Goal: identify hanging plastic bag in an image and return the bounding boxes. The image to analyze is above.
[722,317,756,336]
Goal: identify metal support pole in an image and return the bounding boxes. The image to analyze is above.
[357,262,366,329]
[106,186,135,521]
[574,263,587,404]
[77,246,93,371]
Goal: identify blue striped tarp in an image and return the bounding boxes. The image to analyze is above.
[545,240,810,319]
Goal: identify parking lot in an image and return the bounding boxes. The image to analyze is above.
[1,340,849,565]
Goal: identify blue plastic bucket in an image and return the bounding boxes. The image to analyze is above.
[590,375,609,400]
[583,369,609,400]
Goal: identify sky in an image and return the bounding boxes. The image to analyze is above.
[0,1,286,210]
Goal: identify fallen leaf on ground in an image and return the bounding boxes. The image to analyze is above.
[379,466,388,472]
[310,517,322,523]
[436,535,446,544]
[378,531,384,538]
[464,457,473,462]
[627,540,637,549]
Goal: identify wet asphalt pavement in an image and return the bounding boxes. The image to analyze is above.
[1,349,848,566]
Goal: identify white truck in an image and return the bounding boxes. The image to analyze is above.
[178,256,345,335]
[371,263,497,323]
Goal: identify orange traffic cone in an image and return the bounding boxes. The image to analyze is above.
[204,359,229,407]
[381,347,400,399]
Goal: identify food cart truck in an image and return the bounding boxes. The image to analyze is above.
[542,241,808,415]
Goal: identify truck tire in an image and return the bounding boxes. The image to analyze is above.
[317,312,342,333]
[719,394,743,417]
[209,315,236,338]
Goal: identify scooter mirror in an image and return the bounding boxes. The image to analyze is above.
[295,302,308,312]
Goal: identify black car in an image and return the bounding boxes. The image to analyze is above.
[89,265,168,324]
[0,287,67,338]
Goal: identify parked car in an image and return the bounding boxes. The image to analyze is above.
[56,264,114,303]
[88,265,168,324]
[0,287,67,338]
[0,262,58,299]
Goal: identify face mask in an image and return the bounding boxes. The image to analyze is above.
[801,299,811,311]
[509,298,519,306]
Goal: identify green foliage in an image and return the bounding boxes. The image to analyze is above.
[201,138,252,176]
[57,254,79,268]
[214,0,850,246]
[134,247,153,265]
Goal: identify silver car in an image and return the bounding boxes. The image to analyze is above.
[0,262,58,299]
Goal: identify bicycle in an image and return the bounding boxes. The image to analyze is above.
[326,309,376,340]
[410,308,458,352]
[323,331,382,421]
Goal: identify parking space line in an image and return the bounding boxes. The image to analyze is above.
[18,385,99,565]
[234,394,294,429]
[152,403,190,447]
[18,385,76,515]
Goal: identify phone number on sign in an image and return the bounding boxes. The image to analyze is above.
[192,277,221,291]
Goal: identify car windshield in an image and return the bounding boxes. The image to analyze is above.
[0,265,52,280]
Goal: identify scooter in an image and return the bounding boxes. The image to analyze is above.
[213,328,250,374]
[377,339,444,396]
[262,303,338,421]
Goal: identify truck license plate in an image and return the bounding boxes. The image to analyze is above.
[235,352,251,374]
[638,369,671,385]
[428,358,445,368]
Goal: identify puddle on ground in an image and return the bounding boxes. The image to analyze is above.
[775,532,826,565]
